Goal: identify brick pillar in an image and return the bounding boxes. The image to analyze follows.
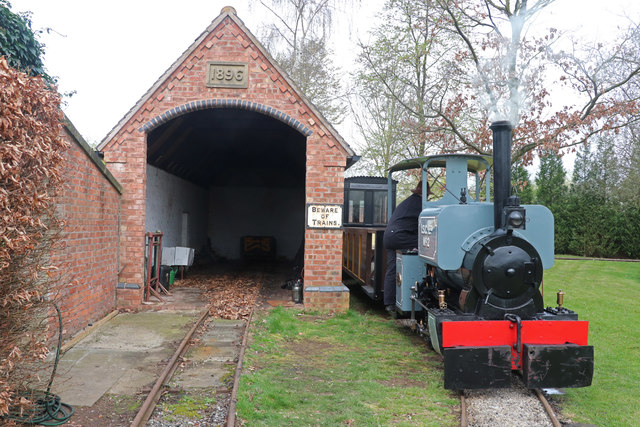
[104,132,147,308]
[116,283,143,309]
[303,136,350,312]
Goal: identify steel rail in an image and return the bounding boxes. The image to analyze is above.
[226,306,255,427]
[227,271,263,427]
[460,390,468,427]
[130,307,211,427]
[535,389,562,427]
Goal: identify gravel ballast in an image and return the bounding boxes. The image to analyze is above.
[465,376,552,427]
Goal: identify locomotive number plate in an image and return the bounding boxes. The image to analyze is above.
[206,61,248,88]
[420,216,437,261]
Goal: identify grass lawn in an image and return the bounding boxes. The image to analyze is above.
[543,259,640,426]
[236,305,459,426]
[237,259,639,426]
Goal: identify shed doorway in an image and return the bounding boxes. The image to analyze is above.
[144,107,306,266]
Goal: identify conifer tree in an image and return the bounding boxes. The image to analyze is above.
[511,161,535,204]
[535,151,567,208]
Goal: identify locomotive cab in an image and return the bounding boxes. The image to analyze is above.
[387,154,497,314]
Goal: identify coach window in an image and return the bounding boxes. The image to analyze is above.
[348,190,365,224]
[373,191,388,225]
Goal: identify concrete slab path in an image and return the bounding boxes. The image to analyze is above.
[54,310,200,407]
[173,319,244,389]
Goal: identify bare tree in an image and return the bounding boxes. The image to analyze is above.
[254,0,351,123]
[570,24,640,206]
[558,20,640,120]
[429,0,568,160]
[354,0,640,168]
[353,0,458,163]
[438,0,556,121]
[349,76,409,176]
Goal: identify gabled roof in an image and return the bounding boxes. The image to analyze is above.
[98,6,354,158]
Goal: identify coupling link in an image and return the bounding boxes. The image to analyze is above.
[504,313,522,352]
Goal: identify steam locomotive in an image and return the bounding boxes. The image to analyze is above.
[343,121,593,390]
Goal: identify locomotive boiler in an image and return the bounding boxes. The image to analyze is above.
[389,121,594,390]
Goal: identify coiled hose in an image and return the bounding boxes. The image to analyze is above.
[2,302,74,425]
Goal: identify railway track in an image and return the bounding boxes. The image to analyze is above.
[129,270,264,427]
[395,312,565,426]
[460,378,562,427]
[130,308,212,427]
[129,306,255,427]
[129,270,568,427]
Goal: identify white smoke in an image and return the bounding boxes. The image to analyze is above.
[472,1,537,126]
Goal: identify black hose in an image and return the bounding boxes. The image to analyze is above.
[2,302,74,425]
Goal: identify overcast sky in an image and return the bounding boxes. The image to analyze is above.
[7,0,640,154]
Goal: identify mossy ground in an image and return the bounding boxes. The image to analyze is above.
[158,390,217,421]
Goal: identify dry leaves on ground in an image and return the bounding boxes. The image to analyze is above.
[176,272,261,320]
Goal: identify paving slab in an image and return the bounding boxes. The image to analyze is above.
[173,365,231,389]
[172,319,244,389]
[52,351,126,407]
[140,287,208,311]
[53,310,199,406]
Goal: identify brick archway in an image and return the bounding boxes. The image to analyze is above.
[140,98,313,137]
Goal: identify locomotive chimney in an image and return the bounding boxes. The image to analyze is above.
[490,121,513,231]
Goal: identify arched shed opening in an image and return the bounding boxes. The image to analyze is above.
[145,107,306,263]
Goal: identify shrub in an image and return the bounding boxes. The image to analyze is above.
[554,191,640,259]
[0,56,66,417]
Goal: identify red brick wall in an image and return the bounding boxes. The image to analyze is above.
[100,12,351,310]
[54,123,121,338]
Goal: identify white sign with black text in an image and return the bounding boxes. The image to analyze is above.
[306,204,343,229]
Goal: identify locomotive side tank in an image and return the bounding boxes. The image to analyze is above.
[393,122,594,390]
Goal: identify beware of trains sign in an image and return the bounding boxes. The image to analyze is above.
[306,204,343,229]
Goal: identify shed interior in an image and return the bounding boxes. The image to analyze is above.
[145,108,306,263]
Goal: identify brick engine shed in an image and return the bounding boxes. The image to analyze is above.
[97,7,356,311]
